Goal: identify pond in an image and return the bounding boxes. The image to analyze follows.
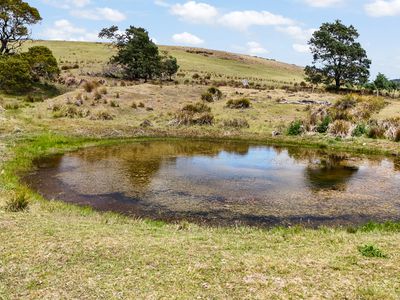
[24,140,400,227]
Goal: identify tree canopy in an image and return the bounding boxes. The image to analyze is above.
[0,0,42,55]
[99,26,179,81]
[22,46,60,80]
[305,20,371,89]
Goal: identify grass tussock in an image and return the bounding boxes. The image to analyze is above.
[4,190,30,212]
[82,81,99,93]
[223,118,250,129]
[90,109,114,120]
[174,102,214,126]
[226,98,251,109]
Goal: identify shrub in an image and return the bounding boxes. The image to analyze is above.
[110,100,119,107]
[201,92,214,103]
[358,245,387,258]
[192,73,200,79]
[22,46,60,80]
[0,56,32,93]
[25,95,44,103]
[195,113,214,125]
[329,120,351,138]
[138,102,145,108]
[131,102,137,109]
[5,191,29,212]
[182,102,211,113]
[116,92,120,98]
[368,126,385,139]
[4,102,21,110]
[175,102,214,126]
[223,118,250,129]
[287,120,303,136]
[93,91,102,100]
[52,105,90,119]
[99,87,108,95]
[352,123,367,137]
[395,128,400,142]
[226,98,251,109]
[316,116,331,133]
[82,81,98,93]
[207,87,223,100]
[90,109,114,120]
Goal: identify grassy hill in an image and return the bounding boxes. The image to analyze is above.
[22,40,304,85]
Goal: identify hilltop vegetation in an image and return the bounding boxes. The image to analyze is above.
[21,40,304,86]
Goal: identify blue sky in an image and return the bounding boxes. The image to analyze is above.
[30,0,400,79]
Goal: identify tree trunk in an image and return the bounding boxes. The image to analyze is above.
[335,77,340,89]
[0,40,7,55]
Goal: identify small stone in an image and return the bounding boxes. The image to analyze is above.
[272,130,281,137]
[140,120,153,128]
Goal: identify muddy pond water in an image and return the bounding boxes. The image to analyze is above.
[24,140,400,227]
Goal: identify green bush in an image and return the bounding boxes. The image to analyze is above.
[207,87,223,100]
[358,244,387,258]
[22,46,60,80]
[201,92,213,102]
[5,191,29,212]
[0,56,32,93]
[352,123,367,137]
[226,98,251,109]
[316,116,331,133]
[182,102,211,113]
[287,120,303,136]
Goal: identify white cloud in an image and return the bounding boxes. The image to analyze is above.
[170,1,218,23]
[277,26,316,41]
[364,0,400,16]
[292,43,310,53]
[42,0,90,9]
[304,0,343,7]
[172,32,204,45]
[219,10,294,31]
[155,0,170,7]
[71,7,126,22]
[246,42,269,56]
[41,19,98,41]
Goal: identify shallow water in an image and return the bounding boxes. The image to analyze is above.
[24,140,400,227]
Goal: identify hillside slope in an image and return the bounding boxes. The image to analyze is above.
[23,40,304,85]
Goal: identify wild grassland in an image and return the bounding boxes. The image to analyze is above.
[0,134,400,299]
[22,41,304,85]
[0,41,399,299]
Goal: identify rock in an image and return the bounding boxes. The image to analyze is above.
[75,100,83,106]
[140,120,153,128]
[272,130,281,137]
[13,127,22,134]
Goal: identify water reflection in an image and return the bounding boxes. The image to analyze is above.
[305,155,359,191]
[25,140,400,227]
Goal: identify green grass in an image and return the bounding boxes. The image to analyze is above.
[22,40,304,84]
[358,245,388,258]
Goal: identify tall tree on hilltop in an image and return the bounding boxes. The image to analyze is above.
[0,0,42,55]
[305,20,371,89]
[99,26,179,81]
